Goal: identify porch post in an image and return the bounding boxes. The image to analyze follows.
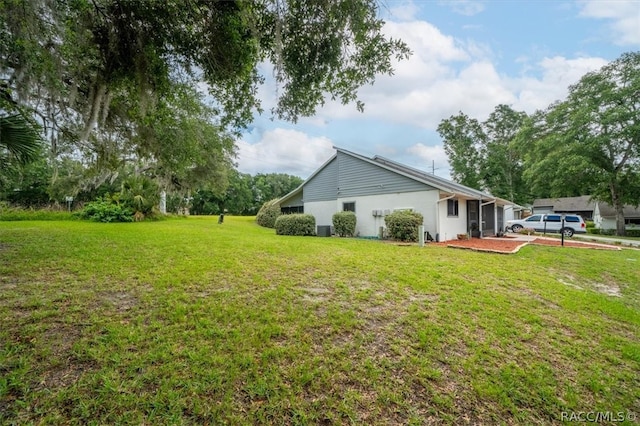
[479,198,483,238]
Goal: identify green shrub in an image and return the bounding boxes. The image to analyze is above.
[256,199,281,228]
[76,196,133,222]
[518,228,537,235]
[119,175,160,219]
[588,228,601,234]
[332,211,356,237]
[585,220,595,229]
[275,214,316,236]
[625,229,640,238]
[384,210,423,242]
[601,228,616,236]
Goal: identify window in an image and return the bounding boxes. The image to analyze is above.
[525,215,542,222]
[545,215,561,222]
[447,199,459,217]
[565,216,580,223]
[343,202,355,212]
[281,206,304,214]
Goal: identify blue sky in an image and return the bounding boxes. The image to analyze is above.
[236,0,639,179]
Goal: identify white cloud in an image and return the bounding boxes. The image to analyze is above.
[510,56,609,112]
[236,128,334,177]
[313,15,610,129]
[578,0,640,45]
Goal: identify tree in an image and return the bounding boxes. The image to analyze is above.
[481,105,527,204]
[521,52,640,235]
[437,112,484,189]
[437,106,528,203]
[252,173,304,209]
[1,0,410,182]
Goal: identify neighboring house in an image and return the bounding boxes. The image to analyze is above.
[532,196,595,220]
[532,195,640,230]
[594,203,640,230]
[278,147,524,241]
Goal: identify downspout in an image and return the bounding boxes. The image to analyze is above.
[480,198,496,238]
[436,194,456,242]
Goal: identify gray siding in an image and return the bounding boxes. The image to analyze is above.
[303,158,338,202]
[280,191,303,207]
[337,152,432,198]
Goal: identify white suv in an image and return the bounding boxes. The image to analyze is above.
[506,214,587,237]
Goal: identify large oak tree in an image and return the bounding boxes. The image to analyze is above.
[1,0,409,196]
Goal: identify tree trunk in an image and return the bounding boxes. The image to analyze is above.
[610,185,626,236]
[615,205,626,236]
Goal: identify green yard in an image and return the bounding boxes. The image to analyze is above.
[1,216,639,424]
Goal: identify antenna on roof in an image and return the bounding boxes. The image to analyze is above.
[430,160,442,175]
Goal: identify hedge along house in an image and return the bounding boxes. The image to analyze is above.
[278,147,523,242]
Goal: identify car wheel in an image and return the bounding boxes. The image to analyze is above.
[511,224,523,233]
[562,227,574,237]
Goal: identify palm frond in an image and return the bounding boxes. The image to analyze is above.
[0,114,42,164]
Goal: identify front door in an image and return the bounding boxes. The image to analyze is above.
[467,200,480,237]
[482,203,495,236]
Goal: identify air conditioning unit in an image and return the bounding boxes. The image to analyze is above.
[317,225,331,237]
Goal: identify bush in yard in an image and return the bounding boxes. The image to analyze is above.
[76,195,134,222]
[384,210,423,242]
[627,229,640,238]
[518,227,536,236]
[256,199,281,228]
[275,214,316,236]
[332,211,356,237]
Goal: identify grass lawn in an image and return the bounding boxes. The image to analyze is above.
[1,216,639,425]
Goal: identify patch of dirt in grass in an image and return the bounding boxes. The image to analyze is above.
[299,286,331,303]
[40,361,95,389]
[33,322,97,391]
[592,282,621,297]
[0,276,18,290]
[100,291,138,312]
[557,276,583,290]
[557,274,621,297]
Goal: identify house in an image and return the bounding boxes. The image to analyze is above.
[532,196,595,220]
[594,203,640,230]
[277,147,524,241]
[532,195,640,230]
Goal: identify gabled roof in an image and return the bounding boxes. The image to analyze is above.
[597,203,640,218]
[533,195,595,211]
[278,146,523,207]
